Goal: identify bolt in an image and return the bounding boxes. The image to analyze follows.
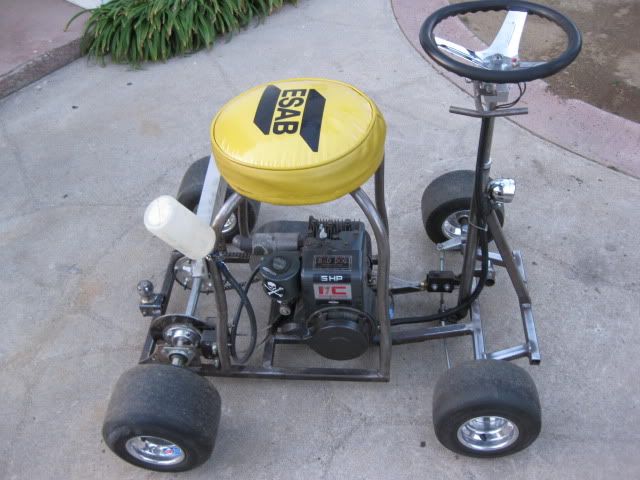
[137,280,154,302]
[170,354,185,366]
[212,358,221,369]
[279,304,292,316]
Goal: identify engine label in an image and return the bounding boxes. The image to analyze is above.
[313,254,352,270]
[313,284,352,301]
[263,281,285,298]
[313,274,351,283]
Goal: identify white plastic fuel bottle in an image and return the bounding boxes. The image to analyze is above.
[144,195,216,260]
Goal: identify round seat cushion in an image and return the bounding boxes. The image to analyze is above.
[210,78,386,205]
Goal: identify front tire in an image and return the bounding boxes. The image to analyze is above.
[432,360,541,457]
[177,156,259,242]
[102,364,221,472]
[421,170,504,244]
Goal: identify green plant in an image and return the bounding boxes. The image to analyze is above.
[67,0,296,65]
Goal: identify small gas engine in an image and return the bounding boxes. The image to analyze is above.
[236,217,376,360]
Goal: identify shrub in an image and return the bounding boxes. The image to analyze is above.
[67,0,296,65]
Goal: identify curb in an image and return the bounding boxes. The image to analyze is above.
[0,37,83,100]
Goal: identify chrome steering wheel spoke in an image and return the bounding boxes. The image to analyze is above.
[435,37,487,68]
[435,11,530,72]
[479,10,528,60]
[516,60,545,68]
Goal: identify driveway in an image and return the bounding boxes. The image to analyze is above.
[1,1,638,478]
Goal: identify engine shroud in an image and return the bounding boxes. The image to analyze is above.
[301,219,372,314]
[300,218,376,360]
[306,307,374,360]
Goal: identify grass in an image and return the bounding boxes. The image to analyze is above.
[67,0,296,65]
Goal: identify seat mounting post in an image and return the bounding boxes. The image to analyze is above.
[351,185,391,380]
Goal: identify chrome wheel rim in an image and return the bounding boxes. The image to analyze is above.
[125,436,185,466]
[223,213,237,234]
[442,210,469,239]
[457,416,519,452]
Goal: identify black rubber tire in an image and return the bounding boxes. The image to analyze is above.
[421,170,504,244]
[102,364,221,472]
[432,360,541,458]
[177,156,258,242]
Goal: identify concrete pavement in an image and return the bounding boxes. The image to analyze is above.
[1,1,639,478]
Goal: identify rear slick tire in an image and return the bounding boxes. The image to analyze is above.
[102,364,221,472]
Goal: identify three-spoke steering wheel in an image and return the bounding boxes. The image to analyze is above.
[420,0,582,84]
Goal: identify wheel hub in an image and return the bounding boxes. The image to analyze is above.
[442,210,469,239]
[125,435,185,466]
[457,416,519,452]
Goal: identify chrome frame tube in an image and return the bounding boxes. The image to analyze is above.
[486,211,531,304]
[184,277,202,316]
[374,158,389,232]
[351,186,391,379]
[486,210,540,363]
[210,193,243,370]
[195,364,387,381]
[238,199,251,236]
[470,300,486,360]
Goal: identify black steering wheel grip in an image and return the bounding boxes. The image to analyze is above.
[419,0,582,83]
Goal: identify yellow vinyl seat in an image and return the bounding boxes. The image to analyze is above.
[210,78,386,205]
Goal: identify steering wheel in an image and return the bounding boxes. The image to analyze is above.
[419,0,581,84]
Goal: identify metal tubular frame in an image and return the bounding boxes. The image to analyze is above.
[458,116,494,303]
[138,82,542,379]
[211,192,243,371]
[176,162,392,381]
[374,158,389,232]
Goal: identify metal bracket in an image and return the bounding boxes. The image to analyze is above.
[137,280,166,317]
[161,345,198,365]
[436,237,463,252]
[138,297,165,317]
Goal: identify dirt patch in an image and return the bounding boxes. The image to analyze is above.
[448,0,640,123]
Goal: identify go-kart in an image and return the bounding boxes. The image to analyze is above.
[101,1,581,471]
